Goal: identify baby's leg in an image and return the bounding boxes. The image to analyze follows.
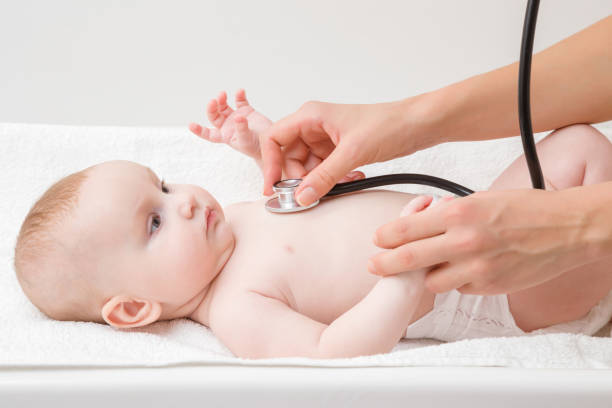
[488,124,612,332]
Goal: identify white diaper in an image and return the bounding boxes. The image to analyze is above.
[404,289,612,341]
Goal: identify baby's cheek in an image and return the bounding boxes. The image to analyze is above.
[171,238,214,283]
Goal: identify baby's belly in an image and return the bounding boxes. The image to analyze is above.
[226,190,434,324]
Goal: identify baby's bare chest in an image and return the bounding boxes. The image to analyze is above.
[220,190,415,323]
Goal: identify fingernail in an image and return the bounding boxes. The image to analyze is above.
[296,186,316,206]
[372,233,379,246]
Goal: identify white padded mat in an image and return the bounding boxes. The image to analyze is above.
[2,122,612,369]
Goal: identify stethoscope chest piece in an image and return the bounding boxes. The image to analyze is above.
[265,179,319,213]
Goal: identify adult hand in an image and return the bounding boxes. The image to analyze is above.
[259,97,434,205]
[369,188,598,295]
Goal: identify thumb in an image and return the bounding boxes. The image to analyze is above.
[295,143,358,206]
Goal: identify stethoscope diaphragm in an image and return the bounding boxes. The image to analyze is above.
[265,179,319,213]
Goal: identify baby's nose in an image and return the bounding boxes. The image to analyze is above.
[178,193,199,219]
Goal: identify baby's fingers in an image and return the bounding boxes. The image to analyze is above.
[207,99,225,129]
[235,89,250,108]
[216,91,234,117]
[189,123,223,143]
[189,123,207,139]
[234,115,250,139]
[400,195,433,217]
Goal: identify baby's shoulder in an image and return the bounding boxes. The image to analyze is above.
[206,279,290,332]
[209,270,288,312]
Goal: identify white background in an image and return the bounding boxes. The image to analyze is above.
[0,0,611,126]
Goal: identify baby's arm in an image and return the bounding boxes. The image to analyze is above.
[211,271,424,359]
[320,270,426,357]
[211,196,432,359]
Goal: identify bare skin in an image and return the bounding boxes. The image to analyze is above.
[76,160,429,358]
[487,124,612,331]
[59,95,612,361]
[189,92,612,356]
[257,15,612,295]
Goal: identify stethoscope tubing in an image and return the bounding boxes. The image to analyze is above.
[324,173,474,198]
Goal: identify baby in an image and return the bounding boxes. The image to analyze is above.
[14,90,612,359]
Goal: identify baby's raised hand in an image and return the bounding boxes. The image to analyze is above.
[189,89,272,160]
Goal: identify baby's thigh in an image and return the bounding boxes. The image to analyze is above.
[508,256,612,332]
[500,125,612,332]
[488,124,612,191]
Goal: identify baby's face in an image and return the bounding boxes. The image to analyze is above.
[71,160,234,317]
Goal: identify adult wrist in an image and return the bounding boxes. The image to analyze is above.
[394,90,451,154]
[561,182,612,263]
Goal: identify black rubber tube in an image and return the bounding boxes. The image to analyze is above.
[518,0,545,189]
[325,174,475,198]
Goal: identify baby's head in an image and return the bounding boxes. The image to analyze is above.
[14,160,234,328]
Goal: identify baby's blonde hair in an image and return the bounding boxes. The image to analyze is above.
[14,168,104,323]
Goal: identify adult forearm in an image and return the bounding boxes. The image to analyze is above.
[317,272,424,358]
[568,181,612,263]
[414,15,612,147]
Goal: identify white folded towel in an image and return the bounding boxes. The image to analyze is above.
[1,122,611,369]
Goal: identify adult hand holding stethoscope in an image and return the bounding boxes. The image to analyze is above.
[259,14,612,295]
[260,100,588,296]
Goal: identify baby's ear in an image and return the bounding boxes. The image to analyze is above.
[101,295,162,329]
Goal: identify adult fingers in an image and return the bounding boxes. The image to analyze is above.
[261,135,284,195]
[294,142,360,206]
[260,114,308,195]
[373,203,448,249]
[299,156,364,182]
[260,103,334,195]
[274,153,363,186]
[423,262,475,294]
[303,152,322,173]
[284,158,308,180]
[282,139,311,179]
[368,233,452,277]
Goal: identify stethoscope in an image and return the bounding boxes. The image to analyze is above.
[266,0,544,214]
[265,174,475,213]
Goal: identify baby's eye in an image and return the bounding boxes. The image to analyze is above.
[150,214,161,234]
[161,179,170,194]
